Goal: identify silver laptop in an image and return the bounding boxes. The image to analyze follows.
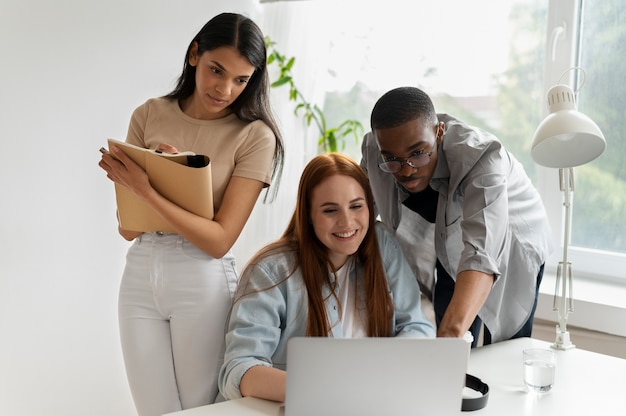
[283,337,469,416]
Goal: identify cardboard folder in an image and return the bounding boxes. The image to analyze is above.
[106,138,213,233]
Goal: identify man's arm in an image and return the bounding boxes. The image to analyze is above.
[437,270,494,338]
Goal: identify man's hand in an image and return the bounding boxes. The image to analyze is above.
[437,270,494,338]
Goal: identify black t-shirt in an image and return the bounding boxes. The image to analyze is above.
[402,185,438,223]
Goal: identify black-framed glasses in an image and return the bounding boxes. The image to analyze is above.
[378,150,433,173]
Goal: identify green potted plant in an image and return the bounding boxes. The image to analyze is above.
[266,37,364,153]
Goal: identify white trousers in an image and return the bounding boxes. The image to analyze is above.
[118,232,238,416]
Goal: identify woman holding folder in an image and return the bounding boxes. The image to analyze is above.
[98,12,284,416]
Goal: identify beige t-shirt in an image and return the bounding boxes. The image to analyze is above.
[125,97,276,211]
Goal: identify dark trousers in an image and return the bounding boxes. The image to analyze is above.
[433,260,544,348]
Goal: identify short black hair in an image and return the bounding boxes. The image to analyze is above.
[370,86,438,130]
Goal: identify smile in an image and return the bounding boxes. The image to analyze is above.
[334,230,357,238]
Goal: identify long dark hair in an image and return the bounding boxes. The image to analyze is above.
[237,153,393,337]
[165,12,283,201]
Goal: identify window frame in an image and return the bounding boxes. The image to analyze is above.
[540,0,625,284]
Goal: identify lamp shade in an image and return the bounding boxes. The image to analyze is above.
[531,84,606,168]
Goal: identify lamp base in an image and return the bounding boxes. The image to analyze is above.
[551,326,575,350]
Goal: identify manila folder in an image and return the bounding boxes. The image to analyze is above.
[107,138,214,233]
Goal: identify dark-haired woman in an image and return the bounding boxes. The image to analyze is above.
[98,12,284,415]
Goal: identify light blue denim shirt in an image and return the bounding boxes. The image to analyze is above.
[361,114,553,342]
[218,222,435,400]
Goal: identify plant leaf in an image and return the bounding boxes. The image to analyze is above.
[271,76,292,88]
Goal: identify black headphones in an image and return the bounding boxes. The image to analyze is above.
[461,373,490,411]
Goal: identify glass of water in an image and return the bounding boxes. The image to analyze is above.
[523,348,556,393]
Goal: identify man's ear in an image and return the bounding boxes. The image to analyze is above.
[436,122,445,144]
[188,42,199,67]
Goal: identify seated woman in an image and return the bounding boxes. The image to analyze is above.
[218,153,435,402]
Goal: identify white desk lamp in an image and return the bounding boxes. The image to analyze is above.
[531,68,606,350]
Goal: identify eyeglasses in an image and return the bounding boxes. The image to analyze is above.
[378,149,433,173]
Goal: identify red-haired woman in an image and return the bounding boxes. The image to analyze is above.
[218,153,434,402]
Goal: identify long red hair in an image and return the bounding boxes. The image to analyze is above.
[237,153,393,337]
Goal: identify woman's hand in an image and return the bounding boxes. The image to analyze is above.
[155,143,180,154]
[239,366,287,402]
[99,145,150,240]
[99,145,152,201]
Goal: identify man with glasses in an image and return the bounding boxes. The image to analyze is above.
[361,86,552,346]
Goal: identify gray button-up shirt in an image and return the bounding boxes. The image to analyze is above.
[361,114,552,342]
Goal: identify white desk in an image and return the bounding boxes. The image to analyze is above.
[468,337,626,414]
[165,337,626,415]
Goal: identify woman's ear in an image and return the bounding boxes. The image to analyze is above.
[188,42,199,67]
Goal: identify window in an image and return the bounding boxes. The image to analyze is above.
[319,0,547,171]
[260,0,625,284]
[568,0,626,278]
[537,0,626,281]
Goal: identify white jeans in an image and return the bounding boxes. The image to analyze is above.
[118,232,238,416]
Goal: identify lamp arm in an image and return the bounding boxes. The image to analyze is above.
[552,168,575,350]
[564,169,575,313]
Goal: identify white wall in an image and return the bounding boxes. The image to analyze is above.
[0,1,262,415]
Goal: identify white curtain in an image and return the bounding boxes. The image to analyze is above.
[233,1,330,268]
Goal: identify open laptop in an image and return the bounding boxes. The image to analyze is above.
[283,337,469,416]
